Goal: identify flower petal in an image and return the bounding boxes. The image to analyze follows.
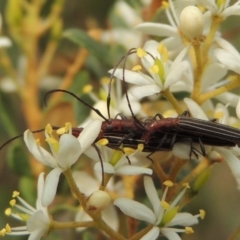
[78,120,102,151]
[136,23,178,37]
[57,134,82,169]
[167,212,198,227]
[41,168,63,207]
[109,68,152,85]
[161,228,182,240]
[94,162,115,174]
[144,176,161,216]
[27,210,50,232]
[129,84,161,99]
[114,198,156,224]
[0,37,12,48]
[116,165,153,175]
[140,226,160,240]
[24,130,56,168]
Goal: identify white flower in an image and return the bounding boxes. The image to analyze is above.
[73,171,119,232]
[109,40,191,99]
[24,120,102,207]
[114,176,204,240]
[84,143,152,176]
[2,173,51,240]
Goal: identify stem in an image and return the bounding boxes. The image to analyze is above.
[64,169,126,240]
[52,220,95,229]
[169,158,188,182]
[162,88,183,114]
[197,75,240,104]
[152,160,168,182]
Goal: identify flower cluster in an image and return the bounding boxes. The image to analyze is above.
[2,0,240,239]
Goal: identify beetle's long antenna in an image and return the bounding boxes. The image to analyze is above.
[44,89,109,122]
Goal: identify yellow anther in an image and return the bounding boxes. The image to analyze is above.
[161,201,170,210]
[182,182,190,189]
[35,139,41,145]
[5,208,11,216]
[185,227,194,234]
[214,112,223,119]
[45,137,58,145]
[163,180,173,187]
[5,224,11,233]
[56,127,67,135]
[65,122,72,132]
[150,65,159,74]
[137,144,144,152]
[137,48,147,58]
[163,109,176,118]
[100,77,110,85]
[132,65,142,71]
[12,191,19,198]
[9,199,16,207]
[45,124,53,135]
[97,138,109,146]
[162,1,170,8]
[158,43,168,62]
[0,228,6,236]
[199,209,206,219]
[83,84,93,93]
[123,147,135,155]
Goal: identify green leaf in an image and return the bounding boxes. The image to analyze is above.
[7,143,31,177]
[63,29,112,66]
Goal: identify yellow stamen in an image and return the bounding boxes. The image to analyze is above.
[162,1,169,8]
[182,182,190,189]
[100,77,110,85]
[163,109,176,118]
[185,227,194,234]
[137,48,147,58]
[150,65,159,74]
[45,137,58,145]
[137,144,144,152]
[214,112,223,119]
[0,228,6,236]
[45,124,53,135]
[163,180,173,187]
[199,209,206,219]
[64,122,72,133]
[158,43,168,62]
[97,138,109,146]
[12,191,19,198]
[35,139,41,145]
[56,127,67,135]
[83,84,93,93]
[5,224,11,233]
[123,147,135,155]
[5,208,11,216]
[9,199,16,207]
[161,200,170,210]
[132,65,142,71]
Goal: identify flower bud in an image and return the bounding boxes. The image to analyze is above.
[179,6,204,40]
[192,168,211,193]
[86,190,111,212]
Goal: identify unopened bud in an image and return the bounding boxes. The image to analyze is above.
[179,6,204,40]
[86,190,111,212]
[192,168,211,193]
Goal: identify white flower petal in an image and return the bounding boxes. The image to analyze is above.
[115,165,153,175]
[114,198,156,224]
[28,230,46,240]
[167,213,198,227]
[129,84,161,99]
[41,168,63,207]
[109,68,151,85]
[172,143,192,159]
[144,176,160,216]
[24,130,56,168]
[237,97,240,119]
[78,120,102,151]
[94,162,115,174]
[75,208,92,232]
[140,226,160,240]
[161,228,182,240]
[222,5,240,18]
[0,37,12,47]
[57,134,82,169]
[183,98,209,120]
[27,210,50,232]
[214,48,240,74]
[136,22,178,37]
[102,204,119,231]
[215,92,239,107]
